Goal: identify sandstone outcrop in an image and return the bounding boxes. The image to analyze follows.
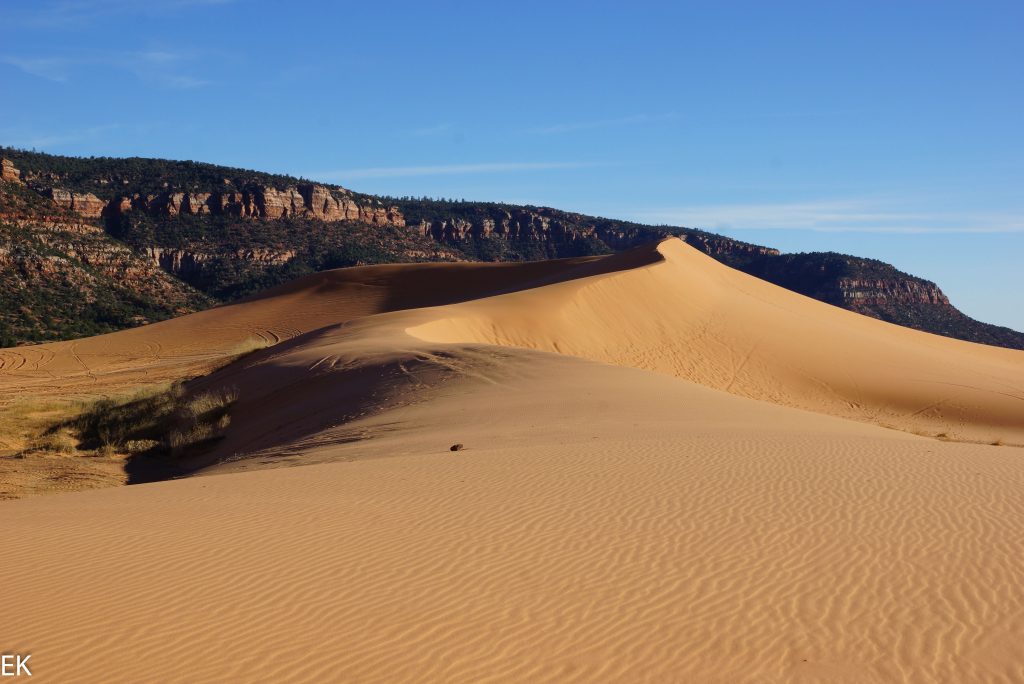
[415,207,779,259]
[45,188,106,218]
[145,246,297,278]
[105,185,405,226]
[837,278,949,307]
[1,179,212,345]
[1,158,22,184]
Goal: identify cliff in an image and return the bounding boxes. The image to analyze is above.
[110,184,405,226]
[0,163,211,345]
[45,188,106,218]
[397,200,778,262]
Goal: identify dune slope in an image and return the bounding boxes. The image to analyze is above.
[0,255,610,402]
[405,238,1024,445]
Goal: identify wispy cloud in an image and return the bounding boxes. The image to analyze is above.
[0,123,121,149]
[0,48,211,89]
[51,0,234,9]
[410,123,454,137]
[528,113,677,135]
[313,161,602,181]
[0,56,70,82]
[135,49,188,64]
[4,0,238,28]
[160,74,212,89]
[637,199,1024,234]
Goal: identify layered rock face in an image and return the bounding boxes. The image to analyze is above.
[414,206,779,260]
[418,210,580,243]
[737,253,952,310]
[145,246,297,279]
[108,184,405,226]
[16,163,403,228]
[45,188,106,218]
[0,179,211,345]
[837,278,949,307]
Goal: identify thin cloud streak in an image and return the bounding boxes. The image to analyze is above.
[161,74,212,89]
[4,0,238,28]
[0,49,211,89]
[314,161,602,181]
[0,56,70,81]
[409,123,454,137]
[529,113,676,135]
[637,200,1024,234]
[1,123,121,149]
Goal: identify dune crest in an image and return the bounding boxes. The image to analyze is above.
[405,238,1024,445]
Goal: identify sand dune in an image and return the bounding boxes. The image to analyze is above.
[404,239,1024,445]
[3,237,1024,682]
[4,239,1018,446]
[0,255,605,402]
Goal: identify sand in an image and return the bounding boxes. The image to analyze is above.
[404,239,1024,445]
[0,255,604,403]
[2,238,1023,682]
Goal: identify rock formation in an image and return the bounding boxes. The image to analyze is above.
[145,246,297,279]
[45,188,106,218]
[103,184,405,226]
[1,158,23,184]
[837,278,949,307]
[413,206,778,260]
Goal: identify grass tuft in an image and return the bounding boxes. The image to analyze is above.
[27,429,77,454]
[70,383,239,457]
[226,336,273,360]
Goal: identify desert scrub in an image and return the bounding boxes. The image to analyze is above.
[27,428,77,454]
[166,388,237,453]
[0,398,74,455]
[71,382,239,457]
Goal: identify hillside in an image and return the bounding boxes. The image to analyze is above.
[2,147,1021,349]
[0,162,210,345]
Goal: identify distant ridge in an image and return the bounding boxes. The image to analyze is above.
[2,147,1021,350]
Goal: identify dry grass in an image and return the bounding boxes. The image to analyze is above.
[226,336,273,360]
[0,398,76,455]
[27,429,77,455]
[71,383,239,457]
[165,388,238,454]
[3,348,255,465]
[2,381,239,463]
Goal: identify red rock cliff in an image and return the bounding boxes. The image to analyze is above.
[106,184,405,227]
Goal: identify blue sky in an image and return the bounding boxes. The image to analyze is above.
[2,0,1021,330]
